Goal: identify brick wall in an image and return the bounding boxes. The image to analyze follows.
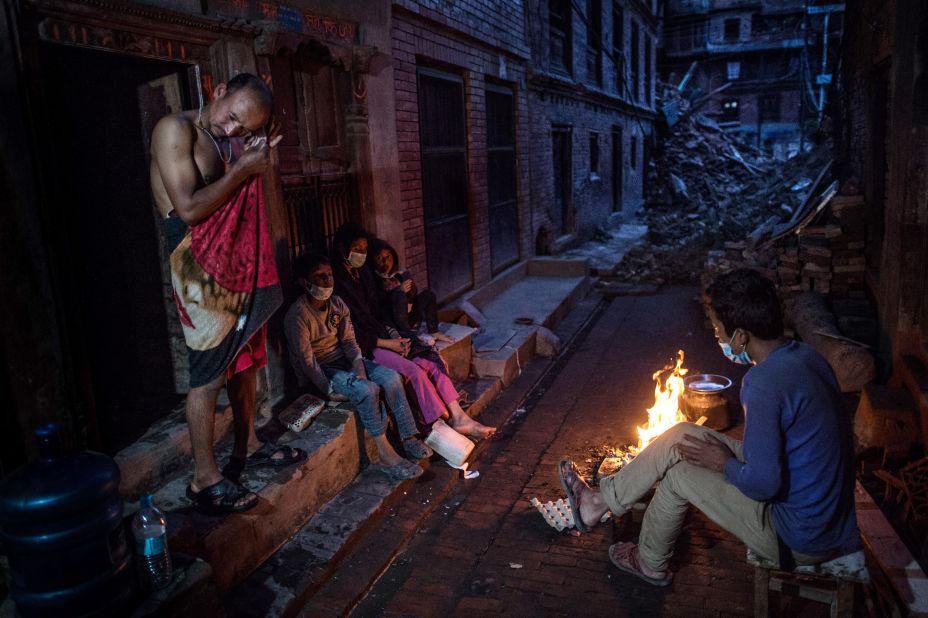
[526,0,657,247]
[392,3,531,295]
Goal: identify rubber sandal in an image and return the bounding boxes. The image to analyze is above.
[559,459,592,532]
[608,542,673,587]
[381,459,423,481]
[243,442,307,468]
[185,478,258,515]
[403,437,433,460]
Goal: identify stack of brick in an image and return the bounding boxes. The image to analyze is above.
[705,193,869,301]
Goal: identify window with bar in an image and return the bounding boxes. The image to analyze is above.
[644,33,652,107]
[630,20,639,102]
[724,18,740,42]
[612,2,624,97]
[720,98,740,123]
[586,0,603,86]
[589,132,600,178]
[549,0,573,75]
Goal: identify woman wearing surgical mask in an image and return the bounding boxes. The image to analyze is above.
[331,223,495,440]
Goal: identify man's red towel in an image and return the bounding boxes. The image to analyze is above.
[169,175,282,388]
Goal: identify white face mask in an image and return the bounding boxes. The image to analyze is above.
[309,285,333,301]
[347,251,367,269]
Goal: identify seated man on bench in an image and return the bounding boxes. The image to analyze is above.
[284,254,431,481]
[559,268,861,586]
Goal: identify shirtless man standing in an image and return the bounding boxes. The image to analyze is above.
[150,73,302,513]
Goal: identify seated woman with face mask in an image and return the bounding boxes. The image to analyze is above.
[367,237,454,352]
[330,223,495,440]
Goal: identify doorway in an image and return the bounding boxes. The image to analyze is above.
[612,126,623,212]
[417,68,474,302]
[486,85,519,273]
[551,125,573,234]
[37,43,192,453]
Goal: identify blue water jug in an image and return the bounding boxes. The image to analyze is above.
[0,423,134,616]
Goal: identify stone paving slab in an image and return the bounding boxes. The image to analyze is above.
[558,223,648,275]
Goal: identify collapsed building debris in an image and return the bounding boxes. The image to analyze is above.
[614,82,832,287]
[609,83,880,356]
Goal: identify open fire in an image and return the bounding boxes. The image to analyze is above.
[530,350,692,531]
[628,349,688,457]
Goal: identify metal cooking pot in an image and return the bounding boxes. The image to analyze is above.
[682,374,732,431]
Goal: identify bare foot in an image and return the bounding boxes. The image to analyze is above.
[453,415,496,439]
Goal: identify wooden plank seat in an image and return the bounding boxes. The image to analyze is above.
[747,548,869,617]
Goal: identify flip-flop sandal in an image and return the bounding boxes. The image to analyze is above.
[243,442,307,469]
[608,542,673,587]
[559,459,592,532]
[185,478,258,515]
[222,442,308,482]
[382,459,424,481]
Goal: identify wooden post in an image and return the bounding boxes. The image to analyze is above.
[345,98,375,232]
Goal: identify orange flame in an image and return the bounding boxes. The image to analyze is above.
[628,350,688,456]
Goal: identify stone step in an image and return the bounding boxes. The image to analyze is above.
[131,403,378,595]
[472,326,537,386]
[122,371,504,616]
[115,403,233,500]
[225,379,502,617]
[435,322,477,382]
[469,269,592,385]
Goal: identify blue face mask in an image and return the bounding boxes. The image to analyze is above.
[718,329,752,365]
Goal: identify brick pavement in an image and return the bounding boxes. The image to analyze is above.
[349,287,842,617]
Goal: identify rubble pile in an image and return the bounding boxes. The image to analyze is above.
[703,194,878,346]
[615,83,831,285]
[704,194,868,299]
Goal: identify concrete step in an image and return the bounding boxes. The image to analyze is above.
[472,326,536,386]
[223,375,504,617]
[118,370,504,616]
[130,402,378,595]
[556,222,648,276]
[465,258,593,385]
[435,322,477,382]
[114,402,233,500]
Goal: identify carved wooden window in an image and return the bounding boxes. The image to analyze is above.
[268,51,347,179]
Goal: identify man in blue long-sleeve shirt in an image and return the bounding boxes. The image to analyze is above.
[559,269,860,586]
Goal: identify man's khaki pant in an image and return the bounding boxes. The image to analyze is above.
[599,422,827,572]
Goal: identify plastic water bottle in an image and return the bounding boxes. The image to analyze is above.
[131,494,172,591]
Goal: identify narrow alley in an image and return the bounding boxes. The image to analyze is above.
[346,287,760,617]
[3,0,928,617]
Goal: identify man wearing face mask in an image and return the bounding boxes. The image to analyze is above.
[557,269,860,586]
[283,254,429,480]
